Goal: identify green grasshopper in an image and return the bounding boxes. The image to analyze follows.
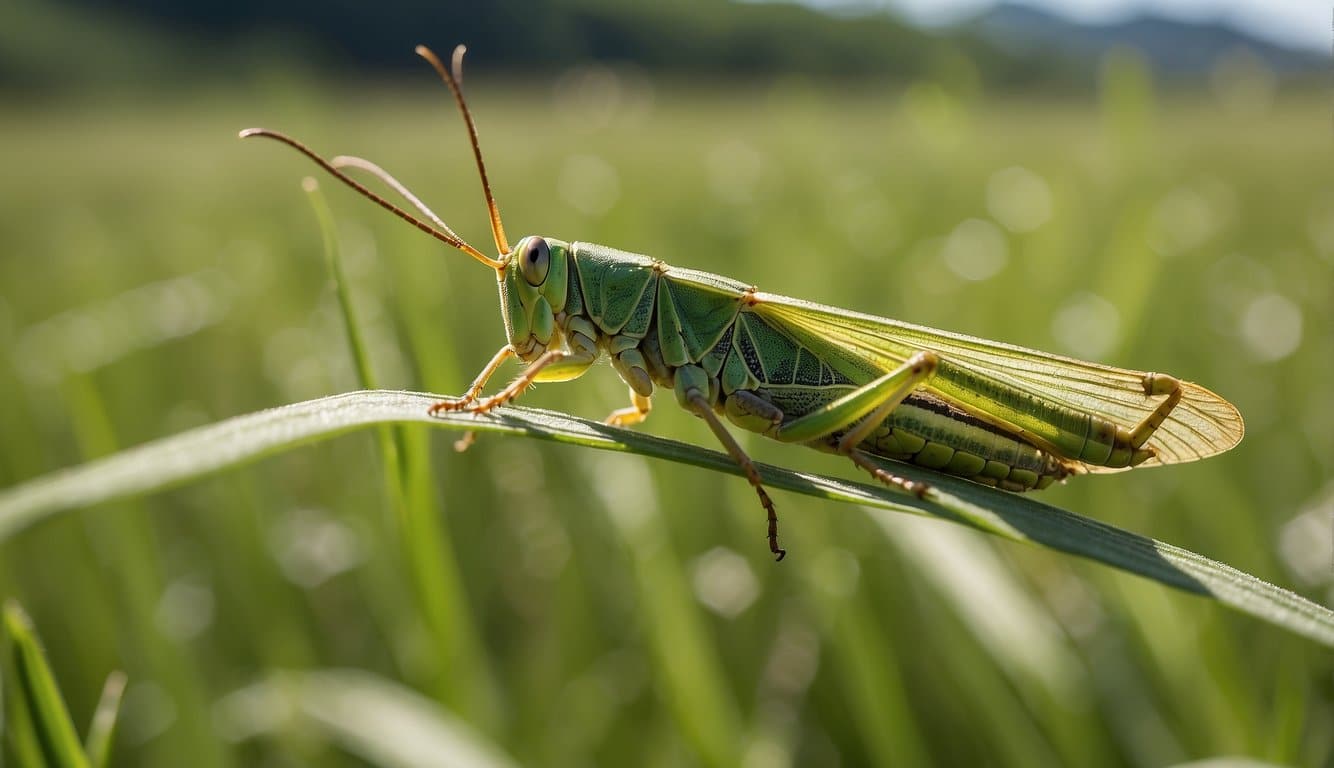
[243,45,1244,560]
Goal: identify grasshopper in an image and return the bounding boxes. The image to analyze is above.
[242,45,1244,560]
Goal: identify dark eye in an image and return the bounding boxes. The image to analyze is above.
[520,236,550,286]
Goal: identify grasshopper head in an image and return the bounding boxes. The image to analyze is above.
[499,236,571,361]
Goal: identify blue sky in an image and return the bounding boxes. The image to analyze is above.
[837,0,1327,52]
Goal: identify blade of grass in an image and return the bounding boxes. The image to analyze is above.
[4,655,47,768]
[83,671,126,768]
[580,452,743,767]
[59,374,226,768]
[0,389,1330,648]
[221,668,520,768]
[798,545,931,766]
[304,179,498,725]
[3,601,90,768]
[304,177,378,390]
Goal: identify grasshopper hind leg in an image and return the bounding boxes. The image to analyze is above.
[1093,372,1185,467]
[1127,373,1183,462]
[847,449,930,498]
[770,352,939,496]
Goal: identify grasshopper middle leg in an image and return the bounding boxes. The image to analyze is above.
[676,365,785,560]
[606,389,653,427]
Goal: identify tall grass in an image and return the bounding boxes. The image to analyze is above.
[1,65,1330,766]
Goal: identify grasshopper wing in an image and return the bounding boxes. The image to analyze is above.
[753,295,1244,468]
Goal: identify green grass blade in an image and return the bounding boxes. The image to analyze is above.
[580,453,744,767]
[3,601,91,768]
[304,179,499,723]
[4,662,47,768]
[303,178,378,390]
[0,390,1330,648]
[220,669,520,768]
[82,671,126,768]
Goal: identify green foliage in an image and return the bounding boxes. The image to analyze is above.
[3,601,126,768]
[1,72,1331,767]
[222,669,520,768]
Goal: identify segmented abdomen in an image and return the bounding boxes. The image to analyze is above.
[860,392,1071,491]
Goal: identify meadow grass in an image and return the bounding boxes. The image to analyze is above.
[1,71,1331,766]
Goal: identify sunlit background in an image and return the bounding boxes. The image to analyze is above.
[2,0,1331,765]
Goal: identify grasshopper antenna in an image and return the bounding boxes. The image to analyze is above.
[238,127,505,271]
[417,44,510,256]
[330,154,454,233]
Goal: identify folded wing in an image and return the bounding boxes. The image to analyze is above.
[754,294,1244,467]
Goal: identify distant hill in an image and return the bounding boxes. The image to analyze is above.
[968,2,1323,75]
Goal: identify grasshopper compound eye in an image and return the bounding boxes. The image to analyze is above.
[520,236,550,286]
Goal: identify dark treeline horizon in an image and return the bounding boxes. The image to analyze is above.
[41,0,1082,87]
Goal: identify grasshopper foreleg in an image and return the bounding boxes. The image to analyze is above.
[467,348,596,411]
[430,345,516,450]
[429,344,514,416]
[430,347,597,450]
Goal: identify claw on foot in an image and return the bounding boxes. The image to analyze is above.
[453,432,477,452]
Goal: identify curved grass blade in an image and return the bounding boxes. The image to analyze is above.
[218,669,520,768]
[3,601,91,768]
[83,671,127,768]
[303,179,498,723]
[0,390,1329,647]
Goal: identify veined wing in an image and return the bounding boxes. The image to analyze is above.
[753,294,1244,467]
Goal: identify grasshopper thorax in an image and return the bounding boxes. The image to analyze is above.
[500,236,572,361]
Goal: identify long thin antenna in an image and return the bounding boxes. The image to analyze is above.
[416,44,510,256]
[239,128,505,270]
[331,155,456,234]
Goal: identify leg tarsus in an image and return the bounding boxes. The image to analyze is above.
[431,343,599,451]
[428,345,515,416]
[605,390,653,427]
[431,347,596,418]
[849,449,931,498]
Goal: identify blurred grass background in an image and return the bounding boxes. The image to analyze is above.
[2,1,1332,765]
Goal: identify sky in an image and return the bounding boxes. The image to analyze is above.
[867,0,1328,52]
